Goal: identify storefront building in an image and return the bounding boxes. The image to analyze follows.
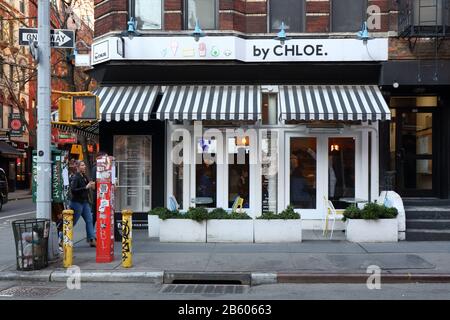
[91,0,449,234]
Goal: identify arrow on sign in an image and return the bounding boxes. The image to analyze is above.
[52,31,71,47]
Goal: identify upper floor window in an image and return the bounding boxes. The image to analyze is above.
[414,0,443,25]
[9,21,14,45]
[185,0,218,30]
[134,0,163,30]
[19,0,25,14]
[0,17,4,41]
[331,0,367,32]
[269,0,305,33]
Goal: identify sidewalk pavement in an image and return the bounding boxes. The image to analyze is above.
[2,219,450,285]
[8,189,32,201]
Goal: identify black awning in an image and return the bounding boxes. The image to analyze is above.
[0,141,22,158]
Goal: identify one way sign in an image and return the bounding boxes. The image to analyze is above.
[19,28,75,48]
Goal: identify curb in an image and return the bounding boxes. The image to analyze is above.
[8,196,33,202]
[0,270,164,284]
[276,273,450,284]
[2,271,450,285]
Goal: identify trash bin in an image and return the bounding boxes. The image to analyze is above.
[12,219,50,271]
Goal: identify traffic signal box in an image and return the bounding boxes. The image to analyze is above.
[57,93,99,124]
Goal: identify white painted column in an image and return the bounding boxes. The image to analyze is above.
[359,130,370,205]
[370,123,380,202]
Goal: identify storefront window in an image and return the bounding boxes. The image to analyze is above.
[196,137,216,207]
[135,0,162,30]
[328,138,355,209]
[228,137,250,208]
[262,131,278,213]
[289,137,316,209]
[186,0,217,30]
[114,136,152,212]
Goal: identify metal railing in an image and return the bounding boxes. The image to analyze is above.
[398,0,450,37]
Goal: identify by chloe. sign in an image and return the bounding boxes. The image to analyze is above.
[91,36,388,65]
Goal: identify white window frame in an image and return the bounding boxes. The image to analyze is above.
[134,0,164,30]
[284,130,362,220]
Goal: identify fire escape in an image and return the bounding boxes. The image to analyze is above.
[398,0,450,81]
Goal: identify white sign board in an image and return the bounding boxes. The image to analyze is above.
[75,54,91,67]
[91,36,388,65]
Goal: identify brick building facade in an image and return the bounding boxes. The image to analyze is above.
[91,1,450,240]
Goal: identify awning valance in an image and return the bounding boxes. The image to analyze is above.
[156,85,261,121]
[94,86,160,122]
[0,141,23,158]
[279,85,390,121]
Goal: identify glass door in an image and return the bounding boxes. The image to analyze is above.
[396,110,434,196]
[288,137,317,210]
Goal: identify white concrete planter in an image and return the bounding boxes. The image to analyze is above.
[159,219,206,242]
[254,220,302,243]
[207,220,254,243]
[147,215,160,238]
[345,219,398,243]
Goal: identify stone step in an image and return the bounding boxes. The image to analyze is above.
[403,198,450,206]
[405,210,450,220]
[406,219,450,230]
[406,229,450,241]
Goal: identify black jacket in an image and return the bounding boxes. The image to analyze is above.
[70,172,91,203]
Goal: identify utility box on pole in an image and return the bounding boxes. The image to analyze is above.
[95,155,116,263]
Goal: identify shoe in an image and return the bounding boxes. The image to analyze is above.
[89,239,96,247]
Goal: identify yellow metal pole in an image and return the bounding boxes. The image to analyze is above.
[62,209,74,268]
[121,209,133,268]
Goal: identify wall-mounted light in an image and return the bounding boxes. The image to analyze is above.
[191,20,205,42]
[357,22,373,43]
[122,17,141,40]
[274,21,289,45]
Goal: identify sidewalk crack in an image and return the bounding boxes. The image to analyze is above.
[357,243,369,253]
[204,243,216,272]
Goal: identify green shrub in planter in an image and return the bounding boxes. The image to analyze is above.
[342,205,362,221]
[227,211,252,220]
[257,206,300,219]
[360,203,399,220]
[361,202,382,220]
[149,207,182,220]
[207,208,252,220]
[208,208,229,219]
[186,207,209,222]
[380,206,399,219]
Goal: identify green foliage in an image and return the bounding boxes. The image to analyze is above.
[150,207,252,221]
[227,211,252,220]
[342,205,362,221]
[149,207,183,220]
[342,203,398,221]
[380,206,399,219]
[148,207,169,216]
[208,208,229,219]
[257,206,300,220]
[185,207,209,222]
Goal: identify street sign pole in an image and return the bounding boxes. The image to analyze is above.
[36,0,52,220]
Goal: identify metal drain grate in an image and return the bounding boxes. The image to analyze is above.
[0,286,63,298]
[160,284,249,295]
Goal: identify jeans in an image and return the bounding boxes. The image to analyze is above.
[70,200,96,241]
